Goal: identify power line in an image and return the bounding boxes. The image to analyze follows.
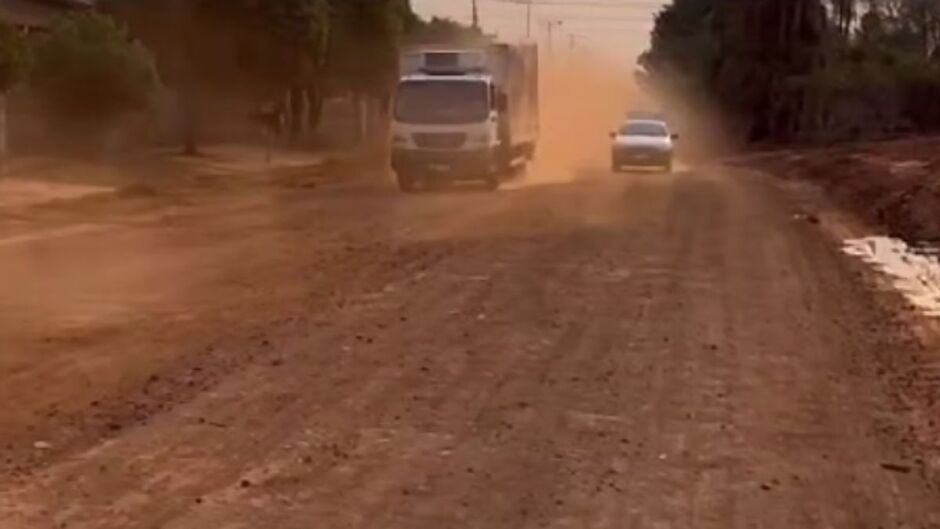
[487,0,666,9]
[480,0,662,35]
[484,13,654,25]
[544,19,564,54]
[566,25,653,32]
[414,0,656,58]
[544,14,654,22]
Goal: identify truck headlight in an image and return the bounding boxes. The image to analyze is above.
[469,132,492,145]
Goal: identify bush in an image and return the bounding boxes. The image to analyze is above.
[33,14,156,123]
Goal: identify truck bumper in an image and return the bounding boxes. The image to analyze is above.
[392,148,496,180]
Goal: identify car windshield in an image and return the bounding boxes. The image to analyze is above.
[395,80,489,125]
[620,121,668,137]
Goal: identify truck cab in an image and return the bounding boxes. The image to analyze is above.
[392,73,503,190]
[391,46,538,192]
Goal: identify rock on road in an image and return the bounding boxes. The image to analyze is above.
[0,165,938,528]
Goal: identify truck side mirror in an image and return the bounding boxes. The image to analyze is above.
[496,93,508,112]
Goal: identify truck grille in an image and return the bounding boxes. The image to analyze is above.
[413,133,466,149]
[619,146,661,156]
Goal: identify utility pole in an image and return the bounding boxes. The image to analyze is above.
[526,0,532,39]
[568,34,585,55]
[472,0,479,29]
[545,20,563,55]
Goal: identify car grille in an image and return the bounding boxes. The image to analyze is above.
[414,133,466,149]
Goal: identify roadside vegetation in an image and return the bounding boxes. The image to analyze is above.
[32,15,156,126]
[0,0,481,158]
[641,0,940,144]
[0,20,31,164]
[97,0,485,153]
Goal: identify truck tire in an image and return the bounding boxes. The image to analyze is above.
[397,173,417,192]
[525,143,536,161]
[483,174,501,191]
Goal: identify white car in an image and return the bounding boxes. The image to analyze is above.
[610,119,677,173]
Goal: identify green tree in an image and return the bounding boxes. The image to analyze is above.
[327,0,404,97]
[104,0,243,154]
[0,22,29,94]
[325,0,411,145]
[326,1,484,92]
[194,0,331,139]
[639,0,720,91]
[0,20,30,164]
[105,0,332,151]
[406,16,491,45]
[643,0,829,142]
[831,0,857,39]
[106,0,437,150]
[255,0,331,138]
[33,14,156,125]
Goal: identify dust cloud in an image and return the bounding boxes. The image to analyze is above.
[527,52,731,181]
[528,55,647,183]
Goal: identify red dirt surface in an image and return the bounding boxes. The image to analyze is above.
[743,137,940,243]
[3,161,940,528]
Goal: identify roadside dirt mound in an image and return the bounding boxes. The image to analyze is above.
[746,138,940,243]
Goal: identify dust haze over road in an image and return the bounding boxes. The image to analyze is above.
[528,58,638,183]
[2,52,940,529]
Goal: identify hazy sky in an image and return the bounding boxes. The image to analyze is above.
[411,0,669,65]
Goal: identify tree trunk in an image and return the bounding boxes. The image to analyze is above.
[353,93,367,147]
[306,84,324,134]
[183,122,198,155]
[0,91,8,173]
[289,85,305,142]
[180,92,199,156]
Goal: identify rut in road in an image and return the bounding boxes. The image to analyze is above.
[1,168,938,528]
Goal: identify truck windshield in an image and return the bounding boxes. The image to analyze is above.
[395,80,489,125]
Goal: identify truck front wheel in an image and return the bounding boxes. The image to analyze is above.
[397,173,418,192]
[524,143,536,161]
[663,158,674,173]
[483,174,501,191]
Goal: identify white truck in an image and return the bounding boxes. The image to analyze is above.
[391,43,539,191]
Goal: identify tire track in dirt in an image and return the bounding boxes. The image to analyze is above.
[0,179,636,524]
[341,179,692,529]
[3,168,940,528]
[157,179,673,528]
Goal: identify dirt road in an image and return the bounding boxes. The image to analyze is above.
[2,164,940,528]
